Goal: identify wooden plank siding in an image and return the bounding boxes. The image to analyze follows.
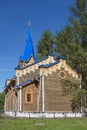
[22,83,39,112]
[44,70,74,112]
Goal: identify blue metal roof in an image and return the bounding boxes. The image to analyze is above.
[15,56,49,70]
[20,25,35,62]
[16,79,32,88]
[59,55,66,59]
[55,55,66,60]
[39,60,60,68]
[16,74,40,88]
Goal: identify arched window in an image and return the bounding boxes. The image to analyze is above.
[25,88,33,103]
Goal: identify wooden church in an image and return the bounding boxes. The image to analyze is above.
[4,24,82,117]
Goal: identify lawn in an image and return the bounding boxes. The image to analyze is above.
[0,116,87,130]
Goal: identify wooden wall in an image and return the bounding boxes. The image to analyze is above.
[5,91,18,112]
[44,70,76,112]
[22,82,38,112]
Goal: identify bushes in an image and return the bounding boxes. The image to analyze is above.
[0,91,5,110]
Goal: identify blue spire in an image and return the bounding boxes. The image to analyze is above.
[20,22,35,62]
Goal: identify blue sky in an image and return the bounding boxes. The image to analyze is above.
[0,0,75,91]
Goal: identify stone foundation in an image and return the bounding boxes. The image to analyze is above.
[4,111,84,118]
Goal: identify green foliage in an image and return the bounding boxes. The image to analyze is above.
[62,79,79,95]
[70,0,87,48]
[55,26,83,61]
[55,26,76,46]
[62,79,87,112]
[69,0,87,89]
[36,0,87,109]
[37,30,54,59]
[72,89,87,112]
[0,91,5,110]
[55,0,87,89]
[55,28,87,88]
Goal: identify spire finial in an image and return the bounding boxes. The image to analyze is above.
[28,20,30,27]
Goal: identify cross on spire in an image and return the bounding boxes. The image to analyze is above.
[28,20,30,27]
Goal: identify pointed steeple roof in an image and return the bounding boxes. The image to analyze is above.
[20,22,35,62]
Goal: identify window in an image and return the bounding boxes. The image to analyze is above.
[60,72,65,77]
[25,88,33,103]
[59,71,66,79]
[27,94,31,102]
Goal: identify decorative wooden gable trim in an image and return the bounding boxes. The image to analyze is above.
[16,56,56,77]
[58,70,66,79]
[24,87,33,104]
[25,56,35,65]
[40,59,81,80]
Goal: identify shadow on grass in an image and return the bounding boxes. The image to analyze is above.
[0,113,13,120]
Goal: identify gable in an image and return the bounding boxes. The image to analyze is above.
[39,59,81,80]
[25,56,35,65]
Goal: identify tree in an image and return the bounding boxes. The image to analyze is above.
[55,26,75,45]
[55,0,87,89]
[37,30,54,59]
[62,78,87,112]
[36,0,87,111]
[62,78,80,95]
[70,0,87,48]
[55,25,80,58]
[55,25,83,66]
[71,89,87,112]
[0,91,5,110]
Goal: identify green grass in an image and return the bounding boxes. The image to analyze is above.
[0,117,87,130]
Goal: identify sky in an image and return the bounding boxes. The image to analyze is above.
[0,0,75,91]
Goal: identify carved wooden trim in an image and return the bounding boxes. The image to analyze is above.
[25,88,33,104]
[58,71,66,79]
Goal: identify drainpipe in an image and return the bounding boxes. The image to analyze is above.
[18,91,20,111]
[19,86,22,112]
[42,74,44,112]
[80,80,82,113]
[4,95,6,111]
[36,77,40,112]
[16,73,19,85]
[13,95,14,112]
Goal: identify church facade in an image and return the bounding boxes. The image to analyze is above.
[4,24,82,117]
